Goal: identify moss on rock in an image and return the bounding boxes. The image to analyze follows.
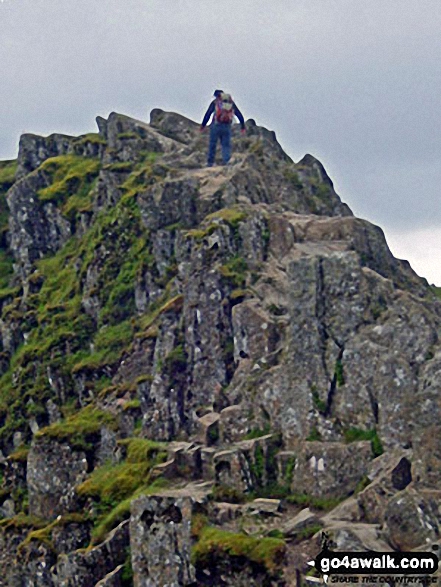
[35,405,117,451]
[192,525,285,575]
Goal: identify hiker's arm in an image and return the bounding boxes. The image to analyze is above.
[233,103,245,129]
[201,101,215,128]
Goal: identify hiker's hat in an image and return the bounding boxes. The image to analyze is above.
[213,89,224,97]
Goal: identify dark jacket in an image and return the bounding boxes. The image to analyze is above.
[201,99,245,129]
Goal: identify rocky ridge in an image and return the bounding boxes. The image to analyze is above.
[0,109,440,585]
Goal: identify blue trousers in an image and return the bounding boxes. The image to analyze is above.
[207,123,231,166]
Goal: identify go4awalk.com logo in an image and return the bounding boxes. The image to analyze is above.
[307,534,439,585]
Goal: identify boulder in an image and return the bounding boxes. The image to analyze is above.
[246,498,282,516]
[197,412,220,446]
[357,450,413,523]
[282,508,322,539]
[384,488,440,551]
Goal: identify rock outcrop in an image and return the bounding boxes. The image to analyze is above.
[0,108,439,585]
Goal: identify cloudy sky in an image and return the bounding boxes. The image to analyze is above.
[1,0,440,284]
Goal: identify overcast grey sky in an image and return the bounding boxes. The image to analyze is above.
[1,0,440,284]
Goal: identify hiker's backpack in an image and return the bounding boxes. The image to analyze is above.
[215,93,234,123]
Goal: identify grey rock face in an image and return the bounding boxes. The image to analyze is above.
[16,132,105,179]
[27,438,88,519]
[56,520,129,587]
[105,111,178,158]
[16,133,73,179]
[7,171,72,279]
[15,540,57,587]
[384,489,440,551]
[150,109,200,145]
[357,450,413,523]
[291,441,372,498]
[0,523,29,586]
[138,179,201,231]
[130,494,195,587]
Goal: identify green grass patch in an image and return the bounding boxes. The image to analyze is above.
[0,264,95,440]
[90,478,168,545]
[17,513,88,553]
[103,162,134,173]
[37,155,100,215]
[36,240,81,306]
[0,159,17,192]
[334,359,345,386]
[94,319,133,354]
[163,344,187,378]
[76,437,167,544]
[230,288,249,301]
[184,224,218,241]
[0,249,14,290]
[306,426,322,441]
[0,180,153,445]
[121,548,133,586]
[343,427,383,457]
[294,524,322,542]
[0,513,47,531]
[119,437,167,464]
[122,399,141,411]
[220,256,248,288]
[244,424,271,440]
[8,445,30,463]
[286,493,342,511]
[311,386,327,414]
[74,133,106,146]
[72,319,134,373]
[192,526,285,574]
[353,475,371,494]
[99,238,149,325]
[136,294,183,336]
[283,168,303,190]
[206,208,246,228]
[35,405,117,451]
[120,153,162,196]
[77,461,151,504]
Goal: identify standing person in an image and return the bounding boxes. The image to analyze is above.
[200,90,246,167]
